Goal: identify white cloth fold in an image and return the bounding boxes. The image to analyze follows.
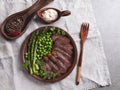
[0,0,111,90]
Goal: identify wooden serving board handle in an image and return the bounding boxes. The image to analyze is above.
[61,10,71,16]
[26,0,54,16]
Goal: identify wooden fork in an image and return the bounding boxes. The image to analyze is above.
[76,23,89,85]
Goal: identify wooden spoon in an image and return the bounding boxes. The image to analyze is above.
[0,0,54,40]
[37,8,71,24]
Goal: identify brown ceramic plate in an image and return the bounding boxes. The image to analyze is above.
[21,26,77,82]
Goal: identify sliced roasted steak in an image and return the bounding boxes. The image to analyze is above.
[54,45,73,55]
[43,56,59,73]
[52,35,70,43]
[48,60,59,73]
[48,54,67,73]
[52,51,71,67]
[54,42,73,50]
[45,63,52,71]
[54,39,69,45]
[55,51,71,68]
[54,47,71,59]
[44,56,49,62]
[64,44,73,50]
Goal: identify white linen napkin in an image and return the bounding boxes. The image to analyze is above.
[0,0,111,90]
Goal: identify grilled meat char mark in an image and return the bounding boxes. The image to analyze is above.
[41,63,55,75]
[43,57,52,71]
[54,44,73,55]
[53,47,71,60]
[44,56,59,73]
[48,54,67,73]
[45,63,52,71]
[54,42,73,50]
[52,50,71,68]
[52,35,70,45]
[64,44,73,50]
[55,51,71,68]
[53,35,73,55]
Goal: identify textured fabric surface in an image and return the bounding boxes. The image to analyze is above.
[0,0,111,90]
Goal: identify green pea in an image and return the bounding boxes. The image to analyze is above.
[46,32,49,35]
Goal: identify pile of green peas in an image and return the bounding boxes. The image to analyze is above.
[36,32,53,60]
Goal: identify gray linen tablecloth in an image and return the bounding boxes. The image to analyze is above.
[0,0,111,90]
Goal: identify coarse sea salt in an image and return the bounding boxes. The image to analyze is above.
[42,9,58,21]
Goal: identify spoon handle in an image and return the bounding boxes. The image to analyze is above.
[61,10,71,16]
[26,0,54,16]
